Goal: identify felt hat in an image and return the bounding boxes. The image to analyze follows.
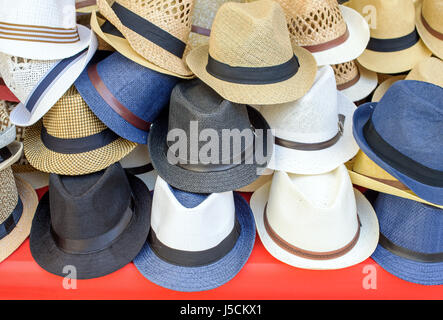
[23,86,137,176]
[275,0,370,66]
[120,144,157,191]
[30,162,151,279]
[416,0,443,59]
[134,176,255,292]
[186,0,317,105]
[250,165,379,270]
[0,79,19,103]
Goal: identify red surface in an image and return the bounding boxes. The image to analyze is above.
[0,82,19,103]
[0,187,441,300]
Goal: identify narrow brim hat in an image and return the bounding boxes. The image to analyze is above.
[371,75,406,102]
[416,2,443,60]
[30,173,151,279]
[339,64,378,102]
[250,184,379,270]
[0,141,22,172]
[134,192,255,292]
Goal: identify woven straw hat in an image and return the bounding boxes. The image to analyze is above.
[92,0,195,78]
[348,0,432,73]
[274,0,370,66]
[0,101,16,150]
[332,60,377,102]
[76,0,98,13]
[416,0,443,59]
[24,86,136,176]
[187,0,317,105]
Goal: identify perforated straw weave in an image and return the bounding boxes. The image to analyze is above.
[0,167,19,224]
[332,60,359,87]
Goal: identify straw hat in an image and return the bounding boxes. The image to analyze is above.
[348,0,432,73]
[416,0,443,59]
[186,0,317,105]
[0,101,16,151]
[0,79,19,102]
[76,0,98,13]
[332,60,378,102]
[371,75,406,102]
[275,0,370,66]
[24,86,136,176]
[92,0,195,78]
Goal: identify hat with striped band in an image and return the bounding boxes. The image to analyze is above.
[0,0,93,60]
[23,86,137,176]
[416,0,443,60]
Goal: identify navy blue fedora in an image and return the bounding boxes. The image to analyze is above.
[371,193,443,285]
[353,80,443,205]
[75,52,178,144]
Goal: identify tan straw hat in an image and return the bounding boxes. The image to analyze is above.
[348,0,432,73]
[24,86,136,176]
[76,0,98,13]
[416,0,443,59]
[186,0,317,105]
[92,0,195,78]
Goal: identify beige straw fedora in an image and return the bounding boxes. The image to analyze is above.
[348,0,432,73]
[186,0,317,105]
[24,86,136,176]
[76,0,98,13]
[416,0,443,59]
[92,0,195,78]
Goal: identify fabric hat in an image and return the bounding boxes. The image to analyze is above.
[0,101,16,150]
[0,0,93,60]
[0,79,19,102]
[30,162,151,279]
[75,52,178,144]
[250,165,379,270]
[253,66,359,175]
[76,0,98,13]
[23,86,137,176]
[348,0,432,74]
[120,144,157,191]
[332,60,377,102]
[134,176,255,292]
[416,0,443,59]
[371,193,443,285]
[92,0,195,78]
[353,80,443,206]
[149,79,272,193]
[186,0,317,105]
[275,0,370,66]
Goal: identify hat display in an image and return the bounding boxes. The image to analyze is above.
[0,78,19,102]
[254,66,358,175]
[120,144,157,191]
[275,0,370,66]
[75,52,178,144]
[353,80,443,206]
[149,79,272,193]
[348,0,432,74]
[0,0,93,60]
[416,0,443,60]
[23,86,137,176]
[186,0,317,105]
[332,60,377,102]
[371,193,443,286]
[92,0,195,78]
[250,165,379,270]
[134,176,255,292]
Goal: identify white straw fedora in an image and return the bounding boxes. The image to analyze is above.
[0,0,93,60]
[250,165,380,270]
[253,65,359,175]
[120,144,157,191]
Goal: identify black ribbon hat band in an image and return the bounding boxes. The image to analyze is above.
[0,197,23,240]
[0,146,12,163]
[366,28,420,52]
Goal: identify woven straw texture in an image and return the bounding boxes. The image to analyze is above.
[332,60,359,86]
[0,167,19,224]
[405,57,443,87]
[0,100,13,133]
[98,0,194,76]
[24,86,136,175]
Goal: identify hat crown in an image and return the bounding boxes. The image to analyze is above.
[372,80,443,171]
[151,176,236,251]
[375,193,443,253]
[422,0,443,33]
[276,0,347,47]
[406,57,443,87]
[209,0,295,68]
[49,162,132,239]
[0,167,19,224]
[332,60,359,86]
[266,165,359,252]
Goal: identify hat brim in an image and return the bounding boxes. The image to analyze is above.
[13,170,50,190]
[23,121,137,176]
[371,75,406,102]
[133,192,255,292]
[235,169,274,193]
[30,173,151,279]
[266,92,359,174]
[0,24,93,61]
[313,6,370,66]
[186,44,317,105]
[251,183,379,270]
[353,102,443,205]
[416,4,443,60]
[0,124,16,149]
[339,64,378,102]
[0,141,23,171]
[149,106,272,193]
[9,33,98,127]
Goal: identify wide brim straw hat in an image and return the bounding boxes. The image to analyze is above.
[371,75,406,102]
[416,0,443,60]
[76,0,98,13]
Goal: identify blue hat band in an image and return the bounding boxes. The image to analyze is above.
[366,28,420,52]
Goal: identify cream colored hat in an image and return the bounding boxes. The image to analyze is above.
[186,0,317,105]
[416,0,443,59]
[348,0,432,73]
[250,165,379,270]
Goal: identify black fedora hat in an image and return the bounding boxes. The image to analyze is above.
[30,162,151,279]
[149,79,273,193]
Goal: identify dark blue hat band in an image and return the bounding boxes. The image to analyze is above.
[0,197,23,240]
[366,28,420,52]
